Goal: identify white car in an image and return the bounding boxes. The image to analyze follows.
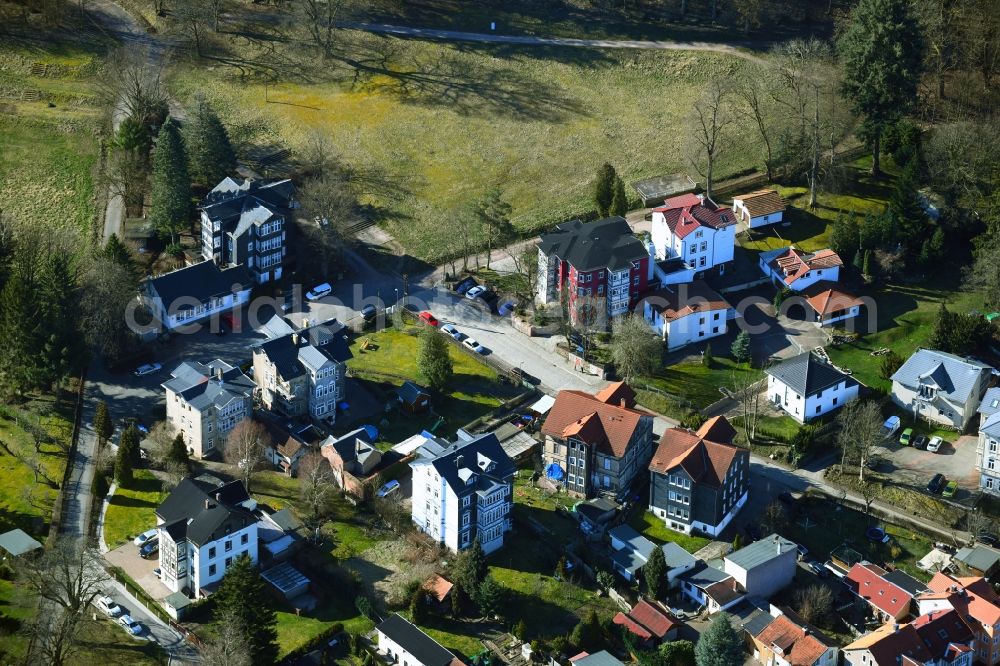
[118,614,143,636]
[927,436,944,453]
[133,529,158,547]
[96,595,122,617]
[305,283,332,301]
[463,338,486,354]
[466,285,487,300]
[441,324,462,340]
[133,363,162,377]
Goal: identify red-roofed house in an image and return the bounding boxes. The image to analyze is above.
[845,563,915,622]
[800,282,864,327]
[651,194,737,278]
[613,598,681,646]
[541,383,654,498]
[750,611,838,666]
[640,280,734,350]
[759,247,843,292]
[918,572,1000,666]
[647,416,748,537]
[844,609,973,666]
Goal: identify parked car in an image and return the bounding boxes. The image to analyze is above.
[441,324,462,340]
[139,540,159,559]
[361,304,377,321]
[376,480,400,498]
[912,435,929,450]
[305,282,332,301]
[881,416,901,439]
[133,363,162,377]
[807,560,827,577]
[418,311,439,327]
[133,529,157,547]
[977,532,1000,547]
[927,436,944,453]
[943,480,959,498]
[866,526,891,543]
[478,289,498,305]
[454,277,477,294]
[796,544,809,560]
[153,567,162,579]
[927,473,946,494]
[899,428,914,446]
[463,338,486,354]
[498,300,517,316]
[96,595,122,617]
[466,285,487,300]
[117,615,142,636]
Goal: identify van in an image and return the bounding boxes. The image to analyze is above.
[306,283,332,301]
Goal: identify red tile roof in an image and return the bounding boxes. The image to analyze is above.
[912,609,973,659]
[652,195,736,239]
[768,248,843,286]
[847,624,932,666]
[755,614,831,666]
[802,282,864,317]
[422,574,454,603]
[542,387,649,458]
[697,416,738,444]
[594,381,637,408]
[649,417,743,486]
[640,281,732,323]
[925,572,1000,625]
[845,563,913,618]
[613,612,653,641]
[628,599,679,639]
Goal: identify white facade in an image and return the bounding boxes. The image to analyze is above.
[150,288,252,332]
[814,304,861,327]
[732,200,784,229]
[978,421,1000,495]
[768,374,859,423]
[759,254,840,292]
[158,520,258,594]
[652,213,736,272]
[536,248,557,305]
[892,381,980,430]
[644,301,731,350]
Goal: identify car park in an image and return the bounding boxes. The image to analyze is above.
[441,324,462,340]
[418,311,439,327]
[927,473,946,494]
[466,285,487,300]
[376,480,400,498]
[899,428,913,446]
[96,595,122,617]
[912,435,928,450]
[454,277,477,294]
[134,363,162,377]
[118,615,143,636]
[943,480,958,498]
[305,283,332,301]
[133,529,158,547]
[927,436,944,453]
[463,338,486,354]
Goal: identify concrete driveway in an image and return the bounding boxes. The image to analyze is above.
[872,434,980,503]
[105,542,173,602]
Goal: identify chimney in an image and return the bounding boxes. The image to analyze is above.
[215,492,222,502]
[291,332,299,346]
[215,366,224,381]
[204,499,213,510]
[456,455,464,468]
[301,318,309,330]
[775,536,781,555]
[620,399,627,408]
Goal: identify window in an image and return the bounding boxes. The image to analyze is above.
[815,406,822,414]
[568,473,576,485]
[700,241,708,251]
[833,397,838,406]
[712,327,719,334]
[598,285,604,295]
[604,459,611,470]
[463,496,471,507]
[225,540,233,552]
[689,246,696,255]
[241,533,248,545]
[569,456,576,466]
[713,313,720,320]
[989,478,995,490]
[208,547,216,559]
[209,564,217,576]
[225,557,232,567]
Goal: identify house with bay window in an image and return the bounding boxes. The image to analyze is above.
[410,432,515,555]
[650,193,737,283]
[890,348,994,430]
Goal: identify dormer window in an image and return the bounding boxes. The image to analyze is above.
[919,385,936,399]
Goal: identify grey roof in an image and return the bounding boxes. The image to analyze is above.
[162,360,255,412]
[662,541,698,570]
[321,427,376,465]
[725,534,797,571]
[980,388,1000,417]
[891,348,994,405]
[156,478,257,547]
[255,318,351,380]
[883,569,930,596]
[376,614,456,666]
[411,432,515,496]
[148,261,253,309]
[201,178,295,226]
[954,545,1000,573]
[574,651,626,666]
[679,561,731,590]
[269,508,301,533]
[261,562,310,593]
[537,217,648,272]
[163,591,192,610]
[766,351,857,397]
[397,381,429,404]
[612,546,649,576]
[0,528,42,556]
[983,412,1000,439]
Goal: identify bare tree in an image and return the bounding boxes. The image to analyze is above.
[858,479,879,517]
[24,606,84,666]
[224,419,268,493]
[19,539,108,617]
[793,584,834,627]
[610,313,662,383]
[688,80,732,200]
[208,0,226,31]
[298,451,336,533]
[734,69,777,182]
[760,500,789,534]
[95,46,166,124]
[732,372,763,443]
[80,256,139,363]
[835,399,883,481]
[299,171,361,278]
[198,605,253,666]
[732,0,764,33]
[170,0,214,57]
[103,147,148,218]
[301,0,344,56]
[504,245,539,303]
[915,0,960,100]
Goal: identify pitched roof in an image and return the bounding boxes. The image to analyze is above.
[542,386,650,458]
[954,545,1000,573]
[376,614,456,666]
[802,282,864,317]
[161,359,255,412]
[925,571,1000,625]
[254,318,351,380]
[912,609,974,659]
[156,478,256,547]
[733,189,787,219]
[594,381,637,408]
[640,281,732,323]
[704,578,745,606]
[845,563,914,618]
[755,614,831,666]
[148,261,253,308]
[573,651,626,666]
[697,415,738,443]
[762,247,843,286]
[846,623,932,666]
[978,387,1000,417]
[423,574,454,603]
[411,433,515,497]
[613,612,653,641]
[652,195,736,239]
[726,534,797,571]
[200,178,295,227]
[398,381,430,404]
[537,217,648,272]
[883,569,930,596]
[321,427,377,465]
[766,351,857,398]
[649,417,743,486]
[891,349,994,405]
[627,599,679,639]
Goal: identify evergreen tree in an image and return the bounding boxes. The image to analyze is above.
[94,401,113,445]
[878,351,904,381]
[409,587,428,625]
[167,432,191,470]
[114,444,133,486]
[919,227,946,269]
[450,581,464,617]
[149,118,191,245]
[730,330,751,365]
[862,250,873,278]
[0,270,44,394]
[570,610,603,653]
[214,554,279,666]
[103,233,139,281]
[838,0,924,176]
[476,575,505,619]
[829,212,860,264]
[929,302,954,352]
[695,614,744,666]
[644,543,667,600]
[852,249,864,272]
[417,326,453,391]
[890,162,928,262]
[702,342,713,368]
[513,619,529,641]
[732,533,743,551]
[594,163,616,217]
[183,96,237,186]
[659,640,696,666]
[119,424,142,466]
[38,252,82,386]
[609,175,628,217]
[114,114,152,156]
[456,538,488,600]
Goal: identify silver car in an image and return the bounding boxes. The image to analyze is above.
[441,324,462,340]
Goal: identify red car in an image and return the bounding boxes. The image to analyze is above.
[418,311,439,327]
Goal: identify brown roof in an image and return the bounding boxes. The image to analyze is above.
[696,416,738,443]
[613,612,653,641]
[652,195,736,239]
[925,572,1000,625]
[769,248,843,286]
[640,281,732,323]
[542,387,649,458]
[422,574,454,603]
[756,614,831,666]
[735,189,786,218]
[704,578,744,606]
[649,417,743,486]
[594,381,637,408]
[802,282,864,317]
[846,623,932,666]
[628,599,679,639]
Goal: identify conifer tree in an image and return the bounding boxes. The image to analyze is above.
[609,175,628,217]
[594,163,616,217]
[94,401,113,445]
[149,119,191,245]
[114,445,133,486]
[119,424,142,466]
[183,97,237,186]
[38,252,82,386]
[644,544,667,600]
[0,270,44,394]
[417,326,453,391]
[214,554,279,665]
[695,615,744,666]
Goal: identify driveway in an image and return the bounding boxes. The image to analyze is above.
[871,434,980,504]
[106,543,173,602]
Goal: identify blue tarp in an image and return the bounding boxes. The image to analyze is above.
[363,424,379,441]
[545,463,564,481]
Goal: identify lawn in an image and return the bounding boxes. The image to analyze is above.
[419,617,485,658]
[103,469,168,548]
[274,595,373,658]
[627,508,712,553]
[638,357,762,411]
[169,34,768,263]
[512,467,581,543]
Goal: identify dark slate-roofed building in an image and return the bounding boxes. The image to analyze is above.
[144,260,254,331]
[155,478,259,596]
[536,217,651,322]
[200,177,296,284]
[766,351,860,423]
[376,613,462,666]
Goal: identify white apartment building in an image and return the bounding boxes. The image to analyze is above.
[410,433,515,555]
[156,479,259,596]
[891,348,994,431]
[650,193,737,276]
[162,360,255,459]
[641,280,734,351]
[766,351,859,423]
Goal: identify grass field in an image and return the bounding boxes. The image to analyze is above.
[639,357,762,410]
[103,469,167,548]
[627,508,712,553]
[170,35,764,263]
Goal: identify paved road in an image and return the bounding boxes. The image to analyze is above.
[339,21,762,60]
[93,577,200,661]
